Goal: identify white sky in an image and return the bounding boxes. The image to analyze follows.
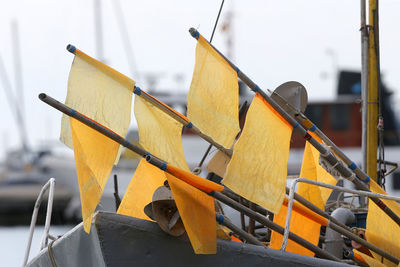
[0,0,399,158]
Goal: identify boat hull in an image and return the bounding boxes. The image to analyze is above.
[27,211,350,267]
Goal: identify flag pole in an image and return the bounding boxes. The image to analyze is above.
[215,213,265,247]
[41,93,397,263]
[66,44,232,157]
[133,86,232,157]
[39,93,340,262]
[188,28,400,227]
[38,93,222,193]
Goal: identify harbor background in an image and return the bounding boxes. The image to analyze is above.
[1,0,400,159]
[0,226,73,266]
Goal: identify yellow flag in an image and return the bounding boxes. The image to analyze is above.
[134,95,189,170]
[355,251,386,267]
[166,172,216,254]
[298,139,338,209]
[270,204,321,256]
[61,49,134,160]
[366,180,400,267]
[187,35,240,149]
[223,93,292,214]
[70,118,120,233]
[117,159,166,220]
[270,139,336,256]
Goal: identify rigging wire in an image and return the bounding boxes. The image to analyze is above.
[210,0,225,43]
[373,2,386,189]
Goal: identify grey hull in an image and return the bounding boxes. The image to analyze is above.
[28,211,350,267]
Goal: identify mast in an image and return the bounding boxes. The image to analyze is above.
[11,20,29,151]
[360,0,368,173]
[366,0,380,183]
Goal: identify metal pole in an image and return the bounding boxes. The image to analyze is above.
[135,87,232,157]
[188,28,400,227]
[216,213,264,247]
[23,178,55,267]
[39,93,223,194]
[360,0,369,173]
[359,0,369,208]
[39,178,56,250]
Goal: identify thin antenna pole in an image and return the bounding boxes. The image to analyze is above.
[94,0,104,61]
[111,0,141,83]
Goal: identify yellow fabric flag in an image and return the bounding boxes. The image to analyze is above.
[61,49,134,160]
[355,251,386,267]
[70,118,120,233]
[298,139,338,208]
[134,95,189,171]
[270,139,336,256]
[270,204,322,256]
[187,35,240,149]
[166,172,216,254]
[223,93,292,214]
[366,180,400,267]
[117,159,166,220]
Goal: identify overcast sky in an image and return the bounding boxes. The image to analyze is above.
[0,0,399,158]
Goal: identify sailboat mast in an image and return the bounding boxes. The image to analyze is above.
[11,20,29,151]
[366,0,380,183]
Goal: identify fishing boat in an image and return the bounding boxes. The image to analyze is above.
[23,1,400,267]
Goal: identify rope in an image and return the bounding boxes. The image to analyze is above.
[47,239,58,267]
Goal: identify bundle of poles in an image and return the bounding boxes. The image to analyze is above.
[39,30,400,264]
[38,90,399,264]
[188,27,400,230]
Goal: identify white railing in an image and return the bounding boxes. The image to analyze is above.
[22,178,56,267]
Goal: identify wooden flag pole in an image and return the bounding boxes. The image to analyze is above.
[133,86,232,157]
[188,28,400,228]
[39,93,223,193]
[40,93,398,263]
[39,93,340,262]
[66,44,232,157]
